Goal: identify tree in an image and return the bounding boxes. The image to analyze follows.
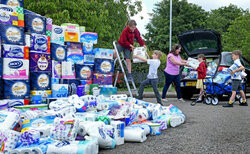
[223,13,250,60]
[144,0,208,54]
[23,0,142,48]
[205,4,247,35]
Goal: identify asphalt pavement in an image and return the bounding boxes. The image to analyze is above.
[100,97,250,154]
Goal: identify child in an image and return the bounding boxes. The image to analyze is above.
[223,50,247,107]
[196,54,207,102]
[133,50,163,105]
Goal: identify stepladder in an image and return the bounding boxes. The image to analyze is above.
[113,41,138,98]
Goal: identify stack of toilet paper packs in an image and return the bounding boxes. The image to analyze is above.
[0,1,186,154]
[0,94,185,154]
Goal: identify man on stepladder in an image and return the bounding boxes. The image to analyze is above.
[115,19,146,81]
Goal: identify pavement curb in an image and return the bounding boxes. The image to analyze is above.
[118,91,177,98]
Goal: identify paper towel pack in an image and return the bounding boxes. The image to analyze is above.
[133,47,147,63]
[3,79,30,99]
[66,42,84,64]
[3,58,29,79]
[29,52,51,72]
[51,43,67,61]
[29,33,48,52]
[30,72,51,90]
[0,23,24,45]
[24,13,46,35]
[80,32,98,44]
[61,61,75,79]
[75,64,93,80]
[110,121,125,145]
[61,23,80,42]
[52,60,62,78]
[0,0,24,7]
[51,25,65,45]
[94,48,113,59]
[2,44,29,59]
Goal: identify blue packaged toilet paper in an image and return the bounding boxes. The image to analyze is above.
[3,79,30,99]
[0,23,24,45]
[94,58,114,74]
[0,0,24,7]
[94,48,113,59]
[30,33,48,53]
[83,53,95,64]
[24,13,46,35]
[66,42,83,64]
[80,32,98,44]
[52,84,68,98]
[51,43,67,61]
[75,64,93,80]
[2,44,27,59]
[82,42,93,54]
[0,57,3,77]
[61,79,80,96]
[30,72,51,90]
[30,90,52,104]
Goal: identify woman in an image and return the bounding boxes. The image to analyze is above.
[116,19,146,81]
[162,44,187,102]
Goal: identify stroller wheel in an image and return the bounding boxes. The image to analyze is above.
[236,94,241,101]
[191,100,196,106]
[238,96,243,104]
[212,97,219,105]
[204,96,212,105]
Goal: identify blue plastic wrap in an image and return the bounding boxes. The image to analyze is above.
[30,72,51,90]
[24,13,46,35]
[3,79,30,99]
[75,64,93,80]
[0,23,24,45]
[51,43,67,61]
[94,58,114,74]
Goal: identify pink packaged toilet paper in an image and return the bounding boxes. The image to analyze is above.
[3,58,29,79]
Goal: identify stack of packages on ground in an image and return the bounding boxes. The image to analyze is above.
[0,1,186,154]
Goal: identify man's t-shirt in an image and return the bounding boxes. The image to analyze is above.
[147,59,161,79]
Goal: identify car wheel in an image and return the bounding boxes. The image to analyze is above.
[182,93,193,100]
[212,97,219,105]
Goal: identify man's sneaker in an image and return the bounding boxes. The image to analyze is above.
[223,103,233,107]
[239,102,248,106]
[178,98,185,103]
[162,98,168,102]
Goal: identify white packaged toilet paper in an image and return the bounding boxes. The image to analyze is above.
[77,122,87,136]
[124,126,147,143]
[136,108,149,122]
[111,121,125,145]
[51,25,65,45]
[110,94,127,101]
[0,129,21,153]
[133,47,147,63]
[159,114,183,128]
[0,110,20,130]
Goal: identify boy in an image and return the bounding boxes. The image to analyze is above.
[223,50,248,107]
[133,50,163,105]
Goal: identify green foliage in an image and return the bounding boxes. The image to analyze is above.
[23,0,142,49]
[144,0,208,55]
[223,13,250,60]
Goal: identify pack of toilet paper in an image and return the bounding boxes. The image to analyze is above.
[133,47,147,63]
[52,60,62,79]
[62,79,81,96]
[80,32,98,44]
[94,58,114,74]
[51,43,67,61]
[82,42,93,54]
[61,61,75,79]
[6,99,29,107]
[24,13,46,35]
[52,84,68,98]
[0,110,20,129]
[3,58,29,79]
[30,72,51,90]
[83,53,95,64]
[0,5,20,26]
[2,44,29,59]
[94,48,113,59]
[66,42,84,64]
[61,23,80,42]
[0,23,24,45]
[29,52,51,72]
[30,90,52,104]
[75,64,93,80]
[3,79,30,99]
[51,25,65,45]
[93,73,113,85]
[0,0,24,7]
[0,129,21,153]
[29,33,48,53]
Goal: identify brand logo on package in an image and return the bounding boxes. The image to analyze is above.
[0,10,10,22]
[7,0,21,7]
[11,47,23,54]
[6,27,21,43]
[8,60,23,69]
[37,74,49,88]
[80,66,91,79]
[12,82,27,96]
[0,6,13,13]
[54,27,63,34]
[100,61,112,73]
[36,36,47,45]
[32,17,44,32]
[56,47,65,60]
[38,56,48,70]
[31,119,46,127]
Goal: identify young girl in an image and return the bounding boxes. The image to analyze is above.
[196,54,207,102]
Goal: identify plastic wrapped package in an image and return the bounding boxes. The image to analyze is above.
[0,129,21,153]
[0,110,20,130]
[124,126,147,142]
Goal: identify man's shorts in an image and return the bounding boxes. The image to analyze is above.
[232,79,242,91]
[116,43,131,59]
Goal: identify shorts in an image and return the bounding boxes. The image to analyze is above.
[196,79,205,89]
[116,43,131,59]
[232,79,242,91]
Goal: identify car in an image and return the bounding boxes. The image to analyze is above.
[178,29,250,99]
